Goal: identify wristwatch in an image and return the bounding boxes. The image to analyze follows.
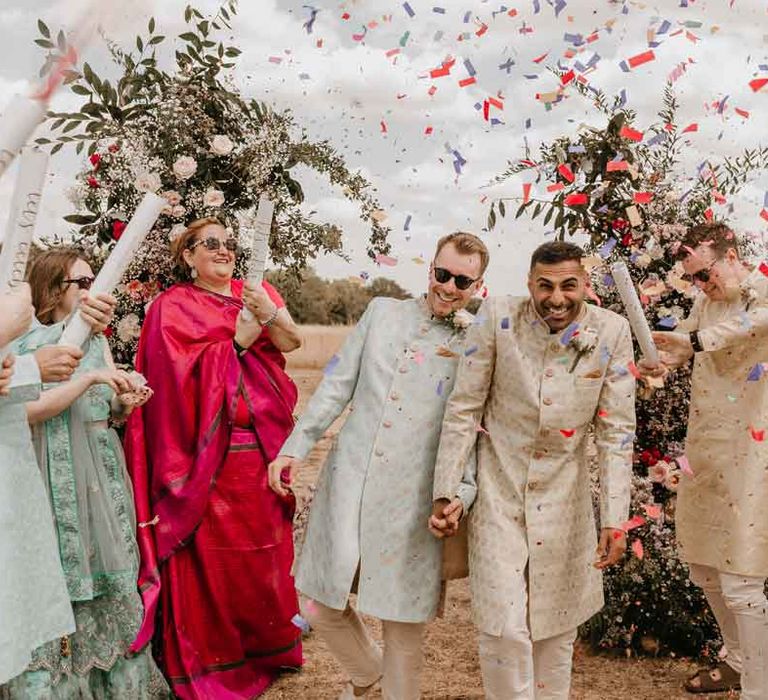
[233,338,248,357]
[689,330,703,353]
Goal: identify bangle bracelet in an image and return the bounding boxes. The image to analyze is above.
[689,331,703,353]
[261,305,279,328]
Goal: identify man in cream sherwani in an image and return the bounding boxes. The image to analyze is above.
[268,232,488,700]
[432,240,635,700]
[641,222,768,699]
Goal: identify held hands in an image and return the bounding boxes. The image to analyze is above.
[242,282,278,325]
[79,292,117,334]
[428,498,464,539]
[651,331,694,369]
[267,454,302,497]
[0,354,15,396]
[0,283,34,346]
[34,345,84,382]
[594,528,626,570]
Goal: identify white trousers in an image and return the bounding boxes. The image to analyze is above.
[478,570,576,700]
[302,598,426,700]
[688,563,768,700]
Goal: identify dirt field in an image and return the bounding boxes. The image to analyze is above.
[263,363,735,700]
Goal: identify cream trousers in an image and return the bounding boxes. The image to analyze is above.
[689,563,768,700]
[302,599,426,700]
[478,568,576,700]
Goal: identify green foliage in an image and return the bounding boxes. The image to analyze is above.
[265,269,411,325]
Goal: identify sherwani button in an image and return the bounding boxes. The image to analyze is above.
[543,397,553,406]
[544,369,554,378]
[390,392,400,401]
[528,481,538,490]
[550,342,560,352]
[398,367,408,374]
[383,421,392,428]
[375,448,384,457]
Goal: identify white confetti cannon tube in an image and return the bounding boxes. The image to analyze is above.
[241,195,274,321]
[610,261,659,365]
[0,97,49,182]
[0,147,49,291]
[59,192,165,348]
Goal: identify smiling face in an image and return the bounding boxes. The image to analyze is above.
[182,223,237,288]
[56,258,94,320]
[681,243,741,302]
[527,258,587,332]
[426,242,483,317]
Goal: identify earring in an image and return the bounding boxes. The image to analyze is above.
[190,267,198,279]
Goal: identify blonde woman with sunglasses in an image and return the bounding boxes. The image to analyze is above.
[2,248,168,699]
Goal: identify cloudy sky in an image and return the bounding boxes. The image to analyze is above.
[1,0,767,295]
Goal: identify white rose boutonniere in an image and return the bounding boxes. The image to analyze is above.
[567,326,598,373]
[451,308,474,330]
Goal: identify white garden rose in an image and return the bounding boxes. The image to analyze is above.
[210,135,234,156]
[134,171,162,193]
[117,313,142,343]
[162,190,182,206]
[169,224,186,241]
[203,188,225,208]
[171,205,186,219]
[172,156,197,180]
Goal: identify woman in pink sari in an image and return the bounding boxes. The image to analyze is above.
[124,217,303,699]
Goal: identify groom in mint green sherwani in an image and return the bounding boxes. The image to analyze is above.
[268,232,489,700]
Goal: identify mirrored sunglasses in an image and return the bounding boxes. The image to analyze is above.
[189,236,239,253]
[63,276,95,291]
[433,266,477,291]
[681,258,718,284]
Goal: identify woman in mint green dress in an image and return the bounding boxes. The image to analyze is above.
[1,248,168,699]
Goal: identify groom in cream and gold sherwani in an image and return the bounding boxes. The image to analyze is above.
[432,241,636,699]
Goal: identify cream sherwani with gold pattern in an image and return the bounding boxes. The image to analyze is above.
[434,296,636,641]
[676,269,768,577]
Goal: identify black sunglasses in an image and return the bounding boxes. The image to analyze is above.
[681,258,718,284]
[63,276,95,291]
[189,236,238,253]
[433,266,478,291]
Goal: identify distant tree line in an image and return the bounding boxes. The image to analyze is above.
[265,269,411,325]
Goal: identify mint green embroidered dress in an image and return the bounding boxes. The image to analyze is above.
[0,323,167,699]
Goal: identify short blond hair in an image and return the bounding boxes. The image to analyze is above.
[434,232,489,275]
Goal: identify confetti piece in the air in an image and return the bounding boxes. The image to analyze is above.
[747,363,765,381]
[626,362,642,379]
[522,182,532,203]
[437,379,444,395]
[598,238,617,258]
[459,77,477,87]
[403,2,415,17]
[291,614,311,633]
[464,345,478,356]
[620,125,643,142]
[501,317,510,330]
[676,455,694,475]
[560,322,579,345]
[759,261,768,277]
[557,163,575,182]
[749,78,768,92]
[560,428,576,438]
[622,515,646,531]
[375,254,398,266]
[628,50,655,68]
[324,354,340,376]
[404,214,412,231]
[564,192,588,207]
[633,192,653,204]
[750,426,766,442]
[682,123,698,133]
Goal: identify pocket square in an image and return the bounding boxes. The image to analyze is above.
[580,369,603,379]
